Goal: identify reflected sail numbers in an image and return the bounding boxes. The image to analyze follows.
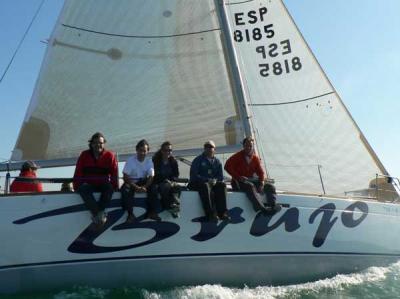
[258,57,302,77]
[256,40,302,76]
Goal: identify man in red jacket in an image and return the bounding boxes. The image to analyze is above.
[73,132,118,226]
[224,137,279,213]
[10,160,43,193]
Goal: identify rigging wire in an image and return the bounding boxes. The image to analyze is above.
[0,0,46,84]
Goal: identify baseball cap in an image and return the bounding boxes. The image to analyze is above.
[21,160,39,171]
[204,140,216,148]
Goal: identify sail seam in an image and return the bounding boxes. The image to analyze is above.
[61,24,221,38]
[249,91,335,106]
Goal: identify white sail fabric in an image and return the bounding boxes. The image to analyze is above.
[225,0,388,196]
[13,0,240,161]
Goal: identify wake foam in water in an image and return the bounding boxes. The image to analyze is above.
[4,262,400,299]
[54,286,110,299]
[143,261,400,299]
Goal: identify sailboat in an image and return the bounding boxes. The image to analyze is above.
[1,0,400,294]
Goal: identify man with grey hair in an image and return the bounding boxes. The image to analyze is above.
[188,140,230,222]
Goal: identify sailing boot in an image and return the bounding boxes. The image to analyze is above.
[264,183,281,213]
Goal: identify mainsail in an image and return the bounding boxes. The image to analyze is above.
[12,0,240,162]
[224,0,389,196]
[11,0,394,198]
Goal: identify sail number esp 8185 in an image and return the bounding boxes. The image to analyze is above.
[232,6,302,77]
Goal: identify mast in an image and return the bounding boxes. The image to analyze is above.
[213,0,253,139]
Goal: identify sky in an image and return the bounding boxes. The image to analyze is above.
[0,0,399,189]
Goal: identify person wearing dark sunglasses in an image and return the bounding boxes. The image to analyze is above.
[152,141,181,218]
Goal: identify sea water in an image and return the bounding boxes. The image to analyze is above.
[2,261,400,299]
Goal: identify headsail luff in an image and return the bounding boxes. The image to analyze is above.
[12,0,241,162]
[224,0,392,196]
[214,0,254,140]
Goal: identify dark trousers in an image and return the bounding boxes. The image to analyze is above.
[120,179,158,215]
[77,182,113,216]
[232,180,277,211]
[154,180,181,209]
[189,181,227,217]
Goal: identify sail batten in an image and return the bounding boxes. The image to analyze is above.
[61,23,222,39]
[249,91,336,106]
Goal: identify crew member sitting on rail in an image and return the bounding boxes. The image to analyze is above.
[188,140,230,221]
[73,132,119,226]
[152,141,181,218]
[120,139,160,223]
[10,160,43,193]
[224,137,279,213]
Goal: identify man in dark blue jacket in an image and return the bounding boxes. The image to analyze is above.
[188,140,229,221]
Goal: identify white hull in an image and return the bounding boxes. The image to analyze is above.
[1,191,400,293]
